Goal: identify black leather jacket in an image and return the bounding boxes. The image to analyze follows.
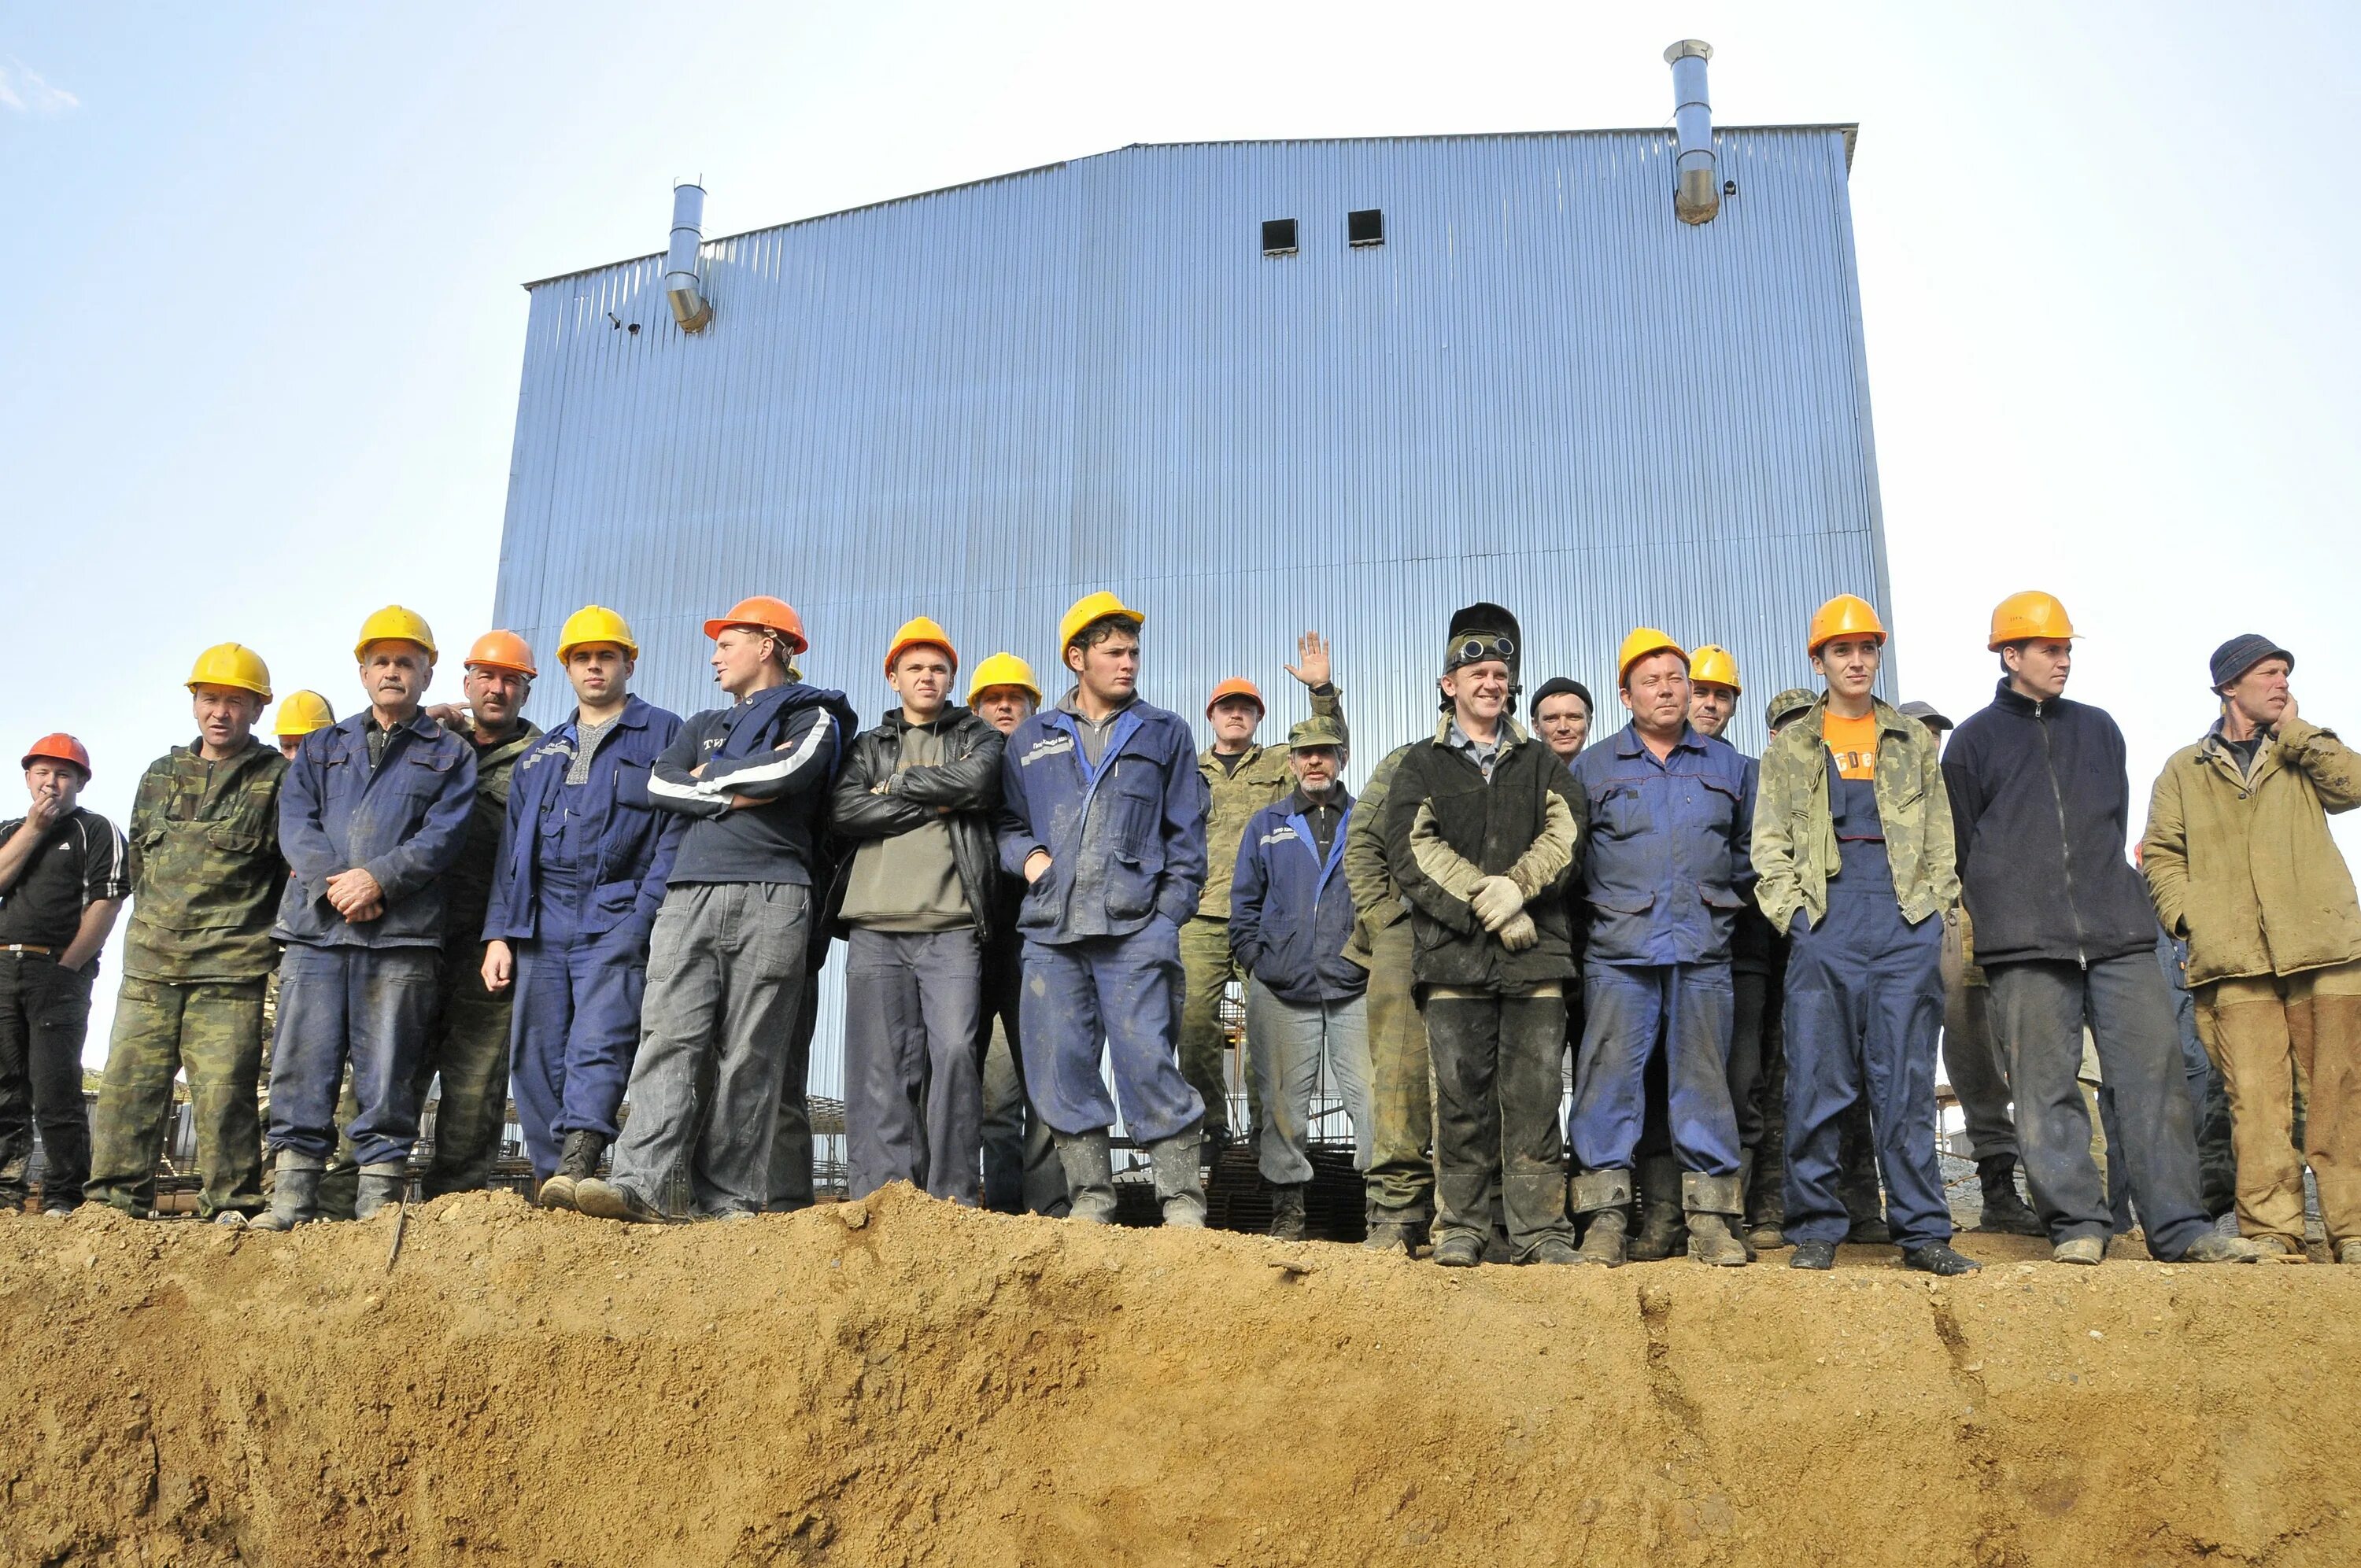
[823,707,1006,943]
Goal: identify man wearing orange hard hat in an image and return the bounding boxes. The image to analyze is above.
[577,596,857,1223]
[0,734,127,1214]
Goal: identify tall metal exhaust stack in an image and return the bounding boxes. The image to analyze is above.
[1664,40,1720,225]
[665,181,713,332]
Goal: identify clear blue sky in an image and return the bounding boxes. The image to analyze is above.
[6,4,2357,1064]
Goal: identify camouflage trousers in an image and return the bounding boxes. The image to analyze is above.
[1178,917,1246,1144]
[86,978,267,1219]
[1362,920,1434,1226]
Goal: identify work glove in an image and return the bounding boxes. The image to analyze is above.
[1469,875,1524,933]
[1497,910,1539,952]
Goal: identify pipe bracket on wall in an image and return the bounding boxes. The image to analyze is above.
[1664,40,1721,226]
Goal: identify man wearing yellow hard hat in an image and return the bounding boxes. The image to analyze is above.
[1945,593,2255,1267]
[272,692,335,761]
[87,645,286,1224]
[256,606,478,1230]
[993,591,1211,1227]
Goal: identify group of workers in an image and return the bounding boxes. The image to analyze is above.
[2,584,2352,1275]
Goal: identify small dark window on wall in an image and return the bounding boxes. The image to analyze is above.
[1262,218,1299,256]
[1347,208,1384,247]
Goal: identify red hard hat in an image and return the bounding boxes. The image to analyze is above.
[704,596,811,655]
[21,733,91,777]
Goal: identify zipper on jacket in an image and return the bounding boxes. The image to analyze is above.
[2035,701,2089,969]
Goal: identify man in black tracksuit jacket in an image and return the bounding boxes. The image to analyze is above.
[1944,598,2252,1264]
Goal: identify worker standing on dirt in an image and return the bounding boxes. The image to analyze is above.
[1344,737,1434,1254]
[2143,633,2361,1264]
[1751,596,1978,1275]
[967,654,1065,1215]
[479,607,684,1207]
[272,692,334,762]
[1564,631,1752,1267]
[1531,677,1594,766]
[1229,714,1369,1241]
[257,607,477,1230]
[573,597,854,1223]
[824,618,1004,1205]
[1945,593,2253,1267]
[86,647,286,1224]
[1183,639,1345,1160]
[996,592,1210,1227]
[1384,603,1584,1267]
[0,736,127,1215]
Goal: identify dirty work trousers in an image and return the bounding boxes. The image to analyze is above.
[1177,915,1243,1143]
[763,930,824,1212]
[1361,921,1434,1227]
[0,953,94,1210]
[508,898,646,1182]
[2193,959,2361,1249]
[609,881,811,1219]
[978,915,1061,1213]
[1425,989,1575,1258]
[86,977,266,1217]
[1942,909,2016,1164]
[1020,920,1202,1144]
[1245,979,1373,1185]
[844,927,982,1204]
[268,943,439,1169]
[1986,954,2212,1258]
[1572,961,1739,1179]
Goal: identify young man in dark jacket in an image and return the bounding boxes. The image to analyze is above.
[1229,715,1368,1241]
[825,618,1004,1205]
[1945,592,2253,1265]
[577,596,856,1223]
[996,592,1209,1227]
[1384,603,1584,1267]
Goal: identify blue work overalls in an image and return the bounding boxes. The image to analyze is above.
[1781,757,1953,1249]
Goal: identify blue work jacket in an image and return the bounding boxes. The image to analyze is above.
[273,709,478,948]
[482,695,688,947]
[1230,791,1365,1004]
[996,696,1207,943]
[1571,721,1756,966]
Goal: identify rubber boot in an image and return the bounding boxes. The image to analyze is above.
[250,1149,325,1232]
[538,1131,608,1212]
[353,1161,409,1220]
[1574,1169,1633,1267]
[1054,1131,1118,1224]
[1746,1131,1788,1250]
[1683,1171,1750,1267]
[1734,1149,1760,1260]
[1628,1152,1687,1262]
[1147,1129,1207,1229]
[1267,1183,1307,1241]
[1975,1153,2045,1237]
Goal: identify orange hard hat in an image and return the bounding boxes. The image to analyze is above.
[1206,677,1265,718]
[1807,595,1888,655]
[704,596,810,655]
[1986,591,2076,651]
[885,616,957,675]
[1616,628,1689,686]
[464,630,538,677]
[21,734,91,777]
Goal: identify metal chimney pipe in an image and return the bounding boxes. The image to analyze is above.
[1664,40,1720,225]
[665,182,713,333]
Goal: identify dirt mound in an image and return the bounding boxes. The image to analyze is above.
[2,1187,2355,1566]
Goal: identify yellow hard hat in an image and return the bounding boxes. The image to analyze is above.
[967,652,1042,705]
[885,615,958,675]
[1616,627,1689,686]
[186,643,272,702]
[1986,591,2075,651]
[556,605,640,662]
[353,605,438,663]
[272,690,335,738]
[1807,594,1887,655]
[1058,590,1144,653]
[1689,644,1742,694]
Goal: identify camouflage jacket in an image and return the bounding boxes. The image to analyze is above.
[1195,684,1344,918]
[123,738,288,983]
[1341,741,1415,968]
[441,715,543,949]
[1751,695,1958,935]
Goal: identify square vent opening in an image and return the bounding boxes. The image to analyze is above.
[1261,218,1299,256]
[1347,208,1384,247]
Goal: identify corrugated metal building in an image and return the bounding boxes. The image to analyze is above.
[492,121,1890,1102]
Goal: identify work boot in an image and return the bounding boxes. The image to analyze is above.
[1844,1212,1892,1245]
[2176,1233,2260,1264]
[538,1131,608,1212]
[1902,1243,1981,1276]
[1682,1171,1750,1268]
[575,1177,670,1224]
[1628,1153,1687,1262]
[1574,1169,1634,1266]
[212,1209,249,1229]
[1267,1184,1307,1242]
[1790,1238,1838,1271]
[2337,1239,2361,1266]
[1975,1154,2045,1237]
[353,1161,409,1220]
[2052,1235,2105,1266]
[1363,1221,1417,1256]
[250,1150,325,1232]
[1526,1235,1583,1265]
[1054,1131,1119,1224]
[1734,1150,1760,1261]
[1433,1231,1483,1268]
[1147,1130,1206,1229]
